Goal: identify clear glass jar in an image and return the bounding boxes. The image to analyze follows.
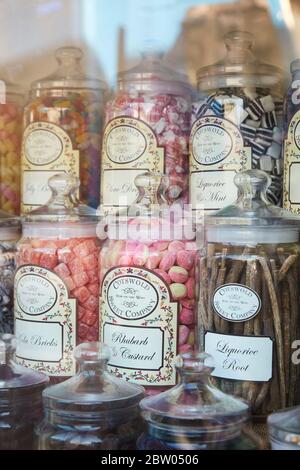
[36,342,144,450]
[190,31,283,213]
[101,54,192,214]
[15,174,101,382]
[268,406,300,450]
[199,169,300,417]
[137,351,259,450]
[0,209,20,334]
[99,172,198,395]
[0,334,48,450]
[0,80,23,215]
[283,59,300,214]
[21,47,105,213]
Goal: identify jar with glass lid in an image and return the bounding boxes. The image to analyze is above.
[0,77,23,214]
[137,351,260,450]
[36,342,144,450]
[268,406,300,450]
[199,169,300,417]
[101,53,192,214]
[0,208,20,334]
[21,46,105,213]
[0,334,48,450]
[99,171,198,394]
[191,31,283,213]
[14,173,101,381]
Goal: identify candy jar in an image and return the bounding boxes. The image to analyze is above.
[0,209,20,334]
[21,47,105,213]
[0,334,48,450]
[283,59,300,214]
[36,342,144,450]
[14,174,101,381]
[191,31,283,213]
[0,78,23,214]
[199,169,300,417]
[101,54,192,214]
[99,172,198,395]
[268,406,300,450]
[137,351,260,450]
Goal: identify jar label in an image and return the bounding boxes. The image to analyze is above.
[101,117,164,213]
[284,109,300,213]
[21,122,79,213]
[14,265,77,376]
[190,117,251,212]
[204,332,273,382]
[100,266,178,386]
[213,284,261,322]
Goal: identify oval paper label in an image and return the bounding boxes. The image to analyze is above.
[107,274,159,320]
[16,273,58,315]
[105,125,147,164]
[192,123,233,165]
[212,283,261,322]
[25,129,63,165]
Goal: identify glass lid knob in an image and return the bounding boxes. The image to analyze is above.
[175,351,215,383]
[224,30,256,64]
[55,46,83,66]
[74,342,110,372]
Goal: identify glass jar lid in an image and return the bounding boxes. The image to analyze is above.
[23,173,99,238]
[118,52,192,96]
[140,352,249,443]
[268,406,300,449]
[197,31,283,90]
[206,170,300,244]
[0,208,20,240]
[101,172,195,242]
[0,334,48,397]
[31,47,105,92]
[43,342,144,420]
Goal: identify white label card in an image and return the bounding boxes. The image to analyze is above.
[100,266,179,386]
[204,332,273,382]
[14,265,77,376]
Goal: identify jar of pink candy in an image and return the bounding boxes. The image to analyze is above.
[99,172,198,395]
[0,79,23,215]
[101,54,192,214]
[14,174,101,382]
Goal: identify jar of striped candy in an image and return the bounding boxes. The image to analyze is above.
[190,31,283,214]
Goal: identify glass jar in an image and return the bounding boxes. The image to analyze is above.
[191,31,283,213]
[21,46,105,213]
[14,173,101,381]
[99,172,198,395]
[0,334,48,450]
[199,169,300,417]
[283,59,300,214]
[0,79,23,215]
[36,342,144,450]
[0,209,20,334]
[137,351,259,450]
[268,406,300,450]
[101,54,192,214]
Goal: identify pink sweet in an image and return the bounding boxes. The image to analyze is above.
[159,252,176,271]
[168,240,185,252]
[154,269,172,285]
[179,344,193,354]
[186,277,195,299]
[179,325,190,345]
[177,250,195,271]
[119,254,133,266]
[132,243,149,266]
[168,266,189,284]
[145,252,162,270]
[179,307,194,325]
[170,283,187,300]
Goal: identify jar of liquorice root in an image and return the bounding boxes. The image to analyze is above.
[199,169,300,418]
[137,352,260,450]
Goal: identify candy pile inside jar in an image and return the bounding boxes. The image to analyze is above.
[191,31,283,212]
[0,80,23,214]
[21,47,105,213]
[99,172,198,394]
[0,334,48,450]
[101,54,192,213]
[0,209,20,334]
[200,170,300,417]
[15,174,101,381]
[36,342,144,450]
